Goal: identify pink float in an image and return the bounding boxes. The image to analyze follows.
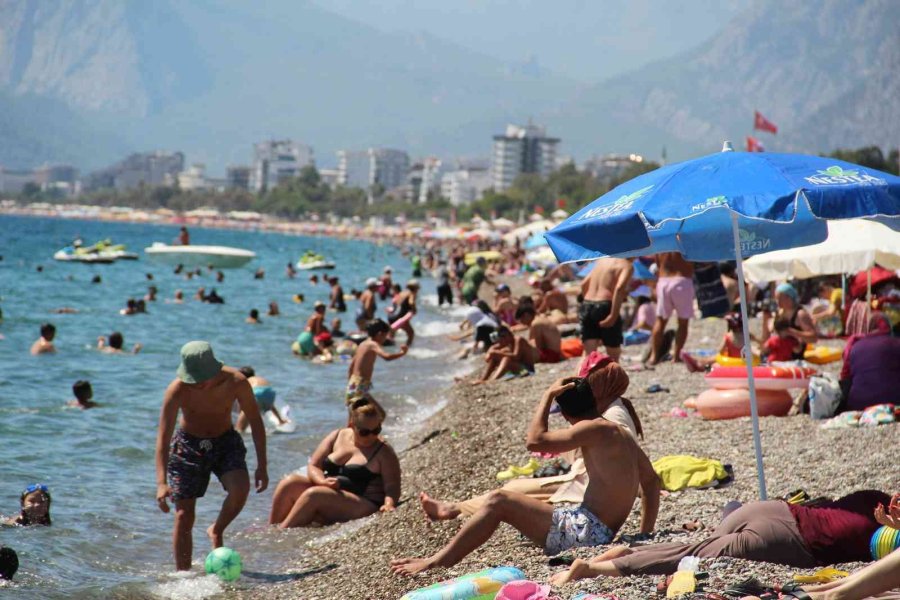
[696,388,793,420]
[704,365,816,390]
[390,311,414,331]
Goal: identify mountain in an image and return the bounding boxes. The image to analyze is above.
[0,0,896,172]
[548,0,900,160]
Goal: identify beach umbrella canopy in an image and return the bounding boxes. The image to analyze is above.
[743,219,900,282]
[551,208,570,220]
[491,217,516,230]
[547,143,900,499]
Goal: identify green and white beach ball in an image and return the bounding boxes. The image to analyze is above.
[204,547,242,582]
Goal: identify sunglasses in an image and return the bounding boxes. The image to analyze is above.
[23,484,49,496]
[356,425,382,437]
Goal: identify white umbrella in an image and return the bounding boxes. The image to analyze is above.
[503,219,553,244]
[744,220,900,281]
[491,217,516,230]
[551,209,570,220]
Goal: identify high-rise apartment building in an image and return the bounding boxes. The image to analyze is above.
[440,167,492,206]
[250,140,314,192]
[337,148,410,200]
[491,123,560,191]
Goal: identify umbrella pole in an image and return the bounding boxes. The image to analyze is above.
[730,212,768,500]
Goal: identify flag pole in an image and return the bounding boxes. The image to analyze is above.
[722,140,767,500]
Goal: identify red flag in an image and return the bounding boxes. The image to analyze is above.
[753,111,778,134]
[746,136,765,152]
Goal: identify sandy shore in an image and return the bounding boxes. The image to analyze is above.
[243,317,896,600]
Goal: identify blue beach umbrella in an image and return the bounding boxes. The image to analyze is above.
[546,142,900,499]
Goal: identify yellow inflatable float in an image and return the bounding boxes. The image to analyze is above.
[804,345,842,365]
[714,353,760,367]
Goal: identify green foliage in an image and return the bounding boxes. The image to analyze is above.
[827,146,899,175]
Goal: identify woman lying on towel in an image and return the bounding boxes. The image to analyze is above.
[550,489,896,589]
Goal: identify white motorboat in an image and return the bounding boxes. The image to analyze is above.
[144,243,256,268]
[295,259,336,270]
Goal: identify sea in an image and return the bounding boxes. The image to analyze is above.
[0,214,469,599]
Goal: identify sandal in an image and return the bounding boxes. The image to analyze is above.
[777,583,813,600]
[723,577,774,598]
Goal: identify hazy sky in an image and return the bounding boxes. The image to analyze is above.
[313,0,751,82]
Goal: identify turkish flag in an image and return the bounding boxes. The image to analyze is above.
[753,111,778,134]
[746,136,765,152]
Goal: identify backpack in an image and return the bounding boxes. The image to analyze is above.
[808,373,842,419]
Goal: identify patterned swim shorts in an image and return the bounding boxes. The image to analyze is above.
[167,429,247,501]
[345,375,373,404]
[544,504,615,555]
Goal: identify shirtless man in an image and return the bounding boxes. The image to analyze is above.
[329,276,347,313]
[30,323,57,355]
[579,258,633,360]
[356,278,379,330]
[537,279,569,318]
[306,302,327,335]
[346,319,408,403]
[648,252,695,364]
[155,341,268,570]
[516,305,563,363]
[69,380,98,409]
[472,326,537,383]
[97,331,141,354]
[390,371,660,575]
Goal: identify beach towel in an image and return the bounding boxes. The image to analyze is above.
[652,455,728,492]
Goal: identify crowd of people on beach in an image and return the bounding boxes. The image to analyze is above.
[4,223,900,599]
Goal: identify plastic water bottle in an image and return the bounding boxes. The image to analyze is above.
[666,556,700,597]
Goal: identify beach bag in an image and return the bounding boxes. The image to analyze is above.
[808,373,841,420]
[496,580,561,600]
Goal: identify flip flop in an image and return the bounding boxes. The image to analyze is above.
[723,577,774,598]
[778,583,814,599]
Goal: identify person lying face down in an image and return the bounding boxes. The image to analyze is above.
[390,360,660,576]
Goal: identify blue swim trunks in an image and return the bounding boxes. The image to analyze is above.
[252,385,276,412]
[167,429,247,501]
[544,503,615,555]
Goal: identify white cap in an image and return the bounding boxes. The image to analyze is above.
[366,277,378,287]
[383,265,393,273]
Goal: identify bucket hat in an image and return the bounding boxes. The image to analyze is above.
[177,341,223,384]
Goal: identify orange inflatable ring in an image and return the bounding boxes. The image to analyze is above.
[696,388,793,420]
[705,365,816,390]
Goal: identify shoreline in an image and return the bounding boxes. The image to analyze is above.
[240,317,895,600]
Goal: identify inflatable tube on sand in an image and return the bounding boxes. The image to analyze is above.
[705,365,816,391]
[560,337,583,359]
[696,388,793,420]
[390,311,413,331]
[623,329,651,346]
[714,353,760,367]
[804,345,842,365]
[400,566,526,600]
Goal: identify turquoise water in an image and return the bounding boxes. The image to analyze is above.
[0,215,464,598]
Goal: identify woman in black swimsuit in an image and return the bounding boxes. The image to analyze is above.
[760,282,817,359]
[269,398,401,529]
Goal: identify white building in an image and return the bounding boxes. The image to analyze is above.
[250,140,314,193]
[318,168,340,189]
[582,153,644,182]
[406,157,442,204]
[177,164,210,191]
[441,167,492,206]
[491,123,560,191]
[337,148,410,201]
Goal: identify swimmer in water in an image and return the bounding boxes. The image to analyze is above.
[97,331,141,354]
[3,484,52,526]
[236,367,286,431]
[30,323,56,355]
[68,379,98,409]
[246,309,262,325]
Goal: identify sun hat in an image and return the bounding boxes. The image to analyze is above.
[177,341,223,384]
[314,300,326,309]
[366,277,379,287]
[407,278,420,288]
[383,265,393,273]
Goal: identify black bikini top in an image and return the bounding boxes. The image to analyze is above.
[322,442,384,497]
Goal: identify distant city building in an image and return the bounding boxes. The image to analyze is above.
[0,167,37,194]
[34,164,79,196]
[337,148,410,202]
[226,166,251,190]
[250,140,314,193]
[491,123,560,191]
[406,157,442,204]
[318,168,340,189]
[441,167,492,206]
[177,164,210,191]
[85,151,185,192]
[582,153,644,182]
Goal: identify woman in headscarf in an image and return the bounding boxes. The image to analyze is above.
[840,311,900,412]
[760,282,817,359]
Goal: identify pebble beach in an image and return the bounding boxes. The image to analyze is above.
[242,317,896,600]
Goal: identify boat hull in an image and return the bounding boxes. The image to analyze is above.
[144,244,256,268]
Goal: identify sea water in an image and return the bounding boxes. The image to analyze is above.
[0,215,464,599]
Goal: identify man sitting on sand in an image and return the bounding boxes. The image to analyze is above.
[516,305,563,363]
[472,326,537,383]
[30,323,57,355]
[97,331,141,354]
[422,355,645,519]
[155,341,268,571]
[68,380,98,409]
[537,279,570,320]
[346,320,408,403]
[390,363,659,575]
